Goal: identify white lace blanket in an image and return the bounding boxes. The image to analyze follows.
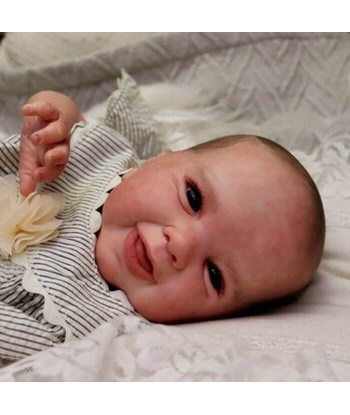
[0,316,337,381]
[0,32,350,381]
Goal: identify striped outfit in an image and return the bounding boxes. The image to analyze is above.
[0,72,160,360]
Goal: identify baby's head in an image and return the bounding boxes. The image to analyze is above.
[96,135,325,323]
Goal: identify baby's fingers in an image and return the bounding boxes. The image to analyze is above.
[31,119,70,146]
[19,173,37,197]
[33,164,66,184]
[44,143,70,167]
[22,102,60,121]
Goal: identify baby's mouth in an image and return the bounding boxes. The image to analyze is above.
[123,228,155,282]
[135,235,153,274]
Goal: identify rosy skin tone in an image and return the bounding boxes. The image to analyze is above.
[96,144,314,323]
[19,91,314,324]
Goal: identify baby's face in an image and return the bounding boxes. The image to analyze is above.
[95,141,312,323]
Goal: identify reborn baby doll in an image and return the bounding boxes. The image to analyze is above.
[0,72,325,360]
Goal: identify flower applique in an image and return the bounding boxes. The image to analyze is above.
[0,175,65,259]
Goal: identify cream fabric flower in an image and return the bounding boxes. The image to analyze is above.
[0,175,64,259]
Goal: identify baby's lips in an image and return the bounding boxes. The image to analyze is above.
[135,231,153,274]
[123,228,155,283]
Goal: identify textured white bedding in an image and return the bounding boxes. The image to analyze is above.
[0,32,349,381]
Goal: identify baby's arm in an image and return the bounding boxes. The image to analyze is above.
[19,91,85,196]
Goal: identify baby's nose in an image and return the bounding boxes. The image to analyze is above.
[164,225,197,270]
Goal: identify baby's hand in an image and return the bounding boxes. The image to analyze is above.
[19,101,71,196]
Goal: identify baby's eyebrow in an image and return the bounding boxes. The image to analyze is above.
[196,166,218,212]
[196,166,240,299]
[225,258,240,301]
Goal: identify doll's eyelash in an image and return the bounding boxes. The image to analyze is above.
[186,179,204,213]
[207,260,225,295]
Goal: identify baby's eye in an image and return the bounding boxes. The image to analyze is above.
[186,180,202,213]
[207,260,224,295]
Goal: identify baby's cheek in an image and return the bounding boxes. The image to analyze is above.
[117,182,166,223]
[127,270,206,323]
[105,183,139,224]
[125,284,164,322]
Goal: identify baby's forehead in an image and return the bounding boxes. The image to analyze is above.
[178,139,305,197]
[196,141,308,206]
[194,139,286,170]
